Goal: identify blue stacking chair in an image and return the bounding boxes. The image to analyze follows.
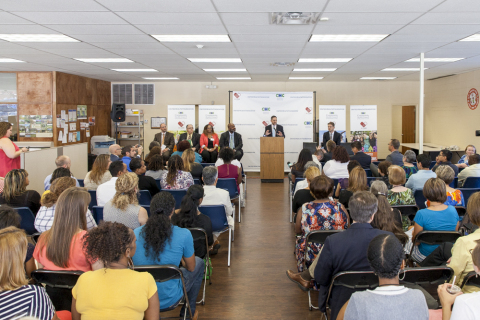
[216,178,241,222]
[92,206,104,224]
[414,189,427,209]
[367,177,377,187]
[87,190,97,211]
[199,205,233,266]
[449,177,458,188]
[13,207,37,235]
[364,169,372,177]
[162,189,187,209]
[241,163,247,197]
[458,188,480,206]
[372,161,380,166]
[201,163,215,168]
[193,179,202,185]
[141,205,151,217]
[155,179,161,190]
[138,190,152,206]
[429,161,437,170]
[463,177,480,188]
[77,179,84,187]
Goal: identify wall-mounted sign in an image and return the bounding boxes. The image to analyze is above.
[468,88,479,110]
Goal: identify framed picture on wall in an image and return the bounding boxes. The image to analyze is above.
[151,117,166,129]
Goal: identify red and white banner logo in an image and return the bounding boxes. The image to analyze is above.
[234,93,240,99]
[468,88,479,110]
[177,121,185,128]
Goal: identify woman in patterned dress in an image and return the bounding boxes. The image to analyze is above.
[402,150,419,179]
[387,165,415,206]
[160,155,194,190]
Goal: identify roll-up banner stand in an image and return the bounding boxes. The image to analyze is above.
[318,105,347,146]
[167,105,195,143]
[350,105,378,161]
[199,105,226,135]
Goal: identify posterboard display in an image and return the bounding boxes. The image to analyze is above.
[350,105,378,161]
[199,105,226,135]
[232,92,314,172]
[167,105,195,143]
[318,105,347,146]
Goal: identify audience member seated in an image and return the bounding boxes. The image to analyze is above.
[217,147,242,193]
[0,169,41,215]
[215,147,242,168]
[0,176,3,194]
[292,166,321,218]
[200,124,219,163]
[144,145,161,168]
[386,139,404,166]
[311,148,324,170]
[406,154,437,191]
[132,192,202,320]
[294,175,348,272]
[121,145,138,172]
[402,150,419,179]
[432,149,459,176]
[410,178,460,264]
[338,167,369,208]
[172,185,213,258]
[286,192,391,320]
[160,155,194,190]
[290,148,313,183]
[458,154,480,187]
[42,167,74,201]
[334,160,361,198]
[338,234,429,320]
[377,160,393,189]
[172,140,202,163]
[130,158,160,198]
[97,160,128,207]
[293,161,321,195]
[429,165,464,207]
[323,146,350,179]
[83,154,112,190]
[145,154,166,180]
[456,144,476,169]
[104,172,148,230]
[44,155,80,190]
[73,221,159,320]
[0,227,55,320]
[35,177,96,233]
[34,187,100,271]
[323,140,336,162]
[182,149,203,180]
[0,121,28,177]
[349,141,371,169]
[108,143,122,162]
[387,165,415,205]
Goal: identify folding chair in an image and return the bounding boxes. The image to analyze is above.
[13,207,37,235]
[367,177,377,187]
[414,189,427,209]
[198,205,233,267]
[454,206,466,218]
[141,205,151,217]
[402,266,453,304]
[91,206,104,224]
[193,179,202,185]
[162,189,188,210]
[138,190,152,206]
[364,169,372,177]
[392,205,419,218]
[409,231,462,265]
[31,270,83,311]
[462,177,480,188]
[87,190,97,211]
[155,179,161,190]
[201,163,215,168]
[460,271,480,289]
[458,188,480,206]
[216,178,242,223]
[304,230,345,311]
[241,163,246,198]
[77,179,84,187]
[290,178,305,222]
[188,228,211,305]
[449,177,458,188]
[135,265,193,320]
[429,161,436,170]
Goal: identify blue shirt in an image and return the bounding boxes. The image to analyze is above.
[44,174,80,191]
[122,156,133,172]
[132,225,195,308]
[458,154,469,166]
[413,206,459,256]
[171,151,202,164]
[405,170,437,191]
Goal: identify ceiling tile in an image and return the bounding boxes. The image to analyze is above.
[212,0,328,12]
[96,0,217,12]
[320,13,423,25]
[413,13,480,24]
[116,12,223,25]
[12,12,127,24]
[135,24,228,34]
[47,24,145,35]
[226,25,314,34]
[73,34,157,43]
[0,12,35,24]
[431,0,480,12]
[1,0,107,11]
[303,42,378,55]
[324,0,444,12]
[312,24,404,34]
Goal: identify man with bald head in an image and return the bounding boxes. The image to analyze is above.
[219,123,243,161]
[177,124,201,152]
[43,155,80,190]
[109,144,122,161]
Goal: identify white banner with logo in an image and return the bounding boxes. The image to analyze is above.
[199,105,226,135]
[167,105,195,142]
[232,92,314,172]
[350,105,378,161]
[318,105,347,145]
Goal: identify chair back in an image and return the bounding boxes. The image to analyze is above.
[216,178,238,199]
[189,227,209,260]
[463,177,480,188]
[392,205,418,217]
[415,231,462,246]
[13,207,36,235]
[449,177,458,188]
[193,178,202,185]
[87,190,97,210]
[201,163,215,168]
[138,190,152,206]
[460,271,480,289]
[77,179,84,187]
[141,205,151,217]
[92,206,104,224]
[414,189,427,209]
[402,267,453,286]
[367,177,376,186]
[429,161,436,169]
[162,189,187,209]
[155,179,161,190]
[305,230,344,247]
[454,206,467,218]
[458,188,480,206]
[198,205,228,232]
[364,169,372,177]
[293,178,305,191]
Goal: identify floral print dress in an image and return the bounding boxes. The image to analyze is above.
[402,166,419,179]
[387,189,416,205]
[159,170,194,190]
[295,200,349,272]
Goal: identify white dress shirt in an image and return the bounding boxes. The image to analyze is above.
[200,185,234,229]
[323,160,349,179]
[215,158,241,169]
[35,204,97,232]
[458,163,480,186]
[96,177,118,207]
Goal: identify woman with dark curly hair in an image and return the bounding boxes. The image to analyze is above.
[323,146,350,179]
[217,147,242,192]
[159,155,193,190]
[133,192,204,320]
[72,221,159,320]
[200,124,219,163]
[144,146,161,167]
[145,154,166,180]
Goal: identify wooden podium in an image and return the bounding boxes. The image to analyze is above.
[260,137,284,183]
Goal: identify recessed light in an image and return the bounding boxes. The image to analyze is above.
[216,77,251,80]
[0,58,25,63]
[381,68,427,71]
[203,69,246,72]
[143,77,179,80]
[459,34,480,41]
[270,12,321,25]
[0,34,79,42]
[405,58,464,62]
[111,69,158,72]
[289,77,323,80]
[310,34,389,42]
[75,58,133,63]
[298,58,352,62]
[293,68,336,72]
[188,58,242,63]
[360,77,396,80]
[151,35,231,42]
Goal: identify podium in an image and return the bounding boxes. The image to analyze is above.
[260,137,284,183]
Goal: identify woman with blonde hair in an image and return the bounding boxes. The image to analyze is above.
[292,166,321,218]
[182,148,203,180]
[0,227,56,320]
[104,172,148,229]
[0,169,40,215]
[35,177,97,233]
[456,144,476,169]
[387,165,415,205]
[83,154,112,190]
[0,121,28,177]
[338,166,369,208]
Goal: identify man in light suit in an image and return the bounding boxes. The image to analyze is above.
[219,123,243,160]
[322,121,342,147]
[263,115,285,138]
[153,123,175,162]
[177,124,201,153]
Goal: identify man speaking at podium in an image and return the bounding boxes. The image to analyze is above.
[263,115,285,138]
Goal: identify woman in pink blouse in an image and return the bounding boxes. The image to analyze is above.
[0,122,28,177]
[217,147,242,193]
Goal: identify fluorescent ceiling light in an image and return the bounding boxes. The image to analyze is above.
[216,77,251,80]
[459,34,480,41]
[298,58,352,62]
[203,69,246,72]
[0,58,25,62]
[361,77,396,80]
[293,68,336,72]
[188,58,241,63]
[75,58,133,63]
[143,77,179,80]
[405,58,464,62]
[289,77,323,80]
[0,34,79,42]
[382,68,427,71]
[310,34,389,42]
[151,35,231,42]
[112,69,158,72]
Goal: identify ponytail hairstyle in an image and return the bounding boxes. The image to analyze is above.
[112,172,138,210]
[182,149,195,172]
[171,185,204,228]
[166,155,184,186]
[141,192,175,261]
[42,176,76,207]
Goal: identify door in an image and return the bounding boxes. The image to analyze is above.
[402,105,416,153]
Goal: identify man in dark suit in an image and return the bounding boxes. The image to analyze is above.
[219,123,243,160]
[350,141,372,169]
[153,123,175,162]
[286,192,391,320]
[263,115,285,138]
[177,124,200,152]
[322,121,342,148]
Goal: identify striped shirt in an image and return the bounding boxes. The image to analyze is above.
[34,204,97,233]
[0,285,55,320]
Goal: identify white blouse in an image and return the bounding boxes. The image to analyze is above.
[323,160,349,179]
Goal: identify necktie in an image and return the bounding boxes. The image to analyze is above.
[161,133,165,145]
[229,134,234,148]
[273,126,276,137]
[330,132,333,141]
[187,134,192,146]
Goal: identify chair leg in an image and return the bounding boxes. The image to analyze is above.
[289,183,293,223]
[228,228,232,267]
[197,258,208,305]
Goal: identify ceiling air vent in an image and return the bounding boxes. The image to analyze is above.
[134,84,154,105]
[270,12,320,25]
[428,74,456,81]
[270,62,295,67]
[112,84,133,105]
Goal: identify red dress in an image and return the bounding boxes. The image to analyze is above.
[217,164,240,193]
[0,136,20,177]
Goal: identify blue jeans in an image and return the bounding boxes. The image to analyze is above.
[180,256,204,316]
